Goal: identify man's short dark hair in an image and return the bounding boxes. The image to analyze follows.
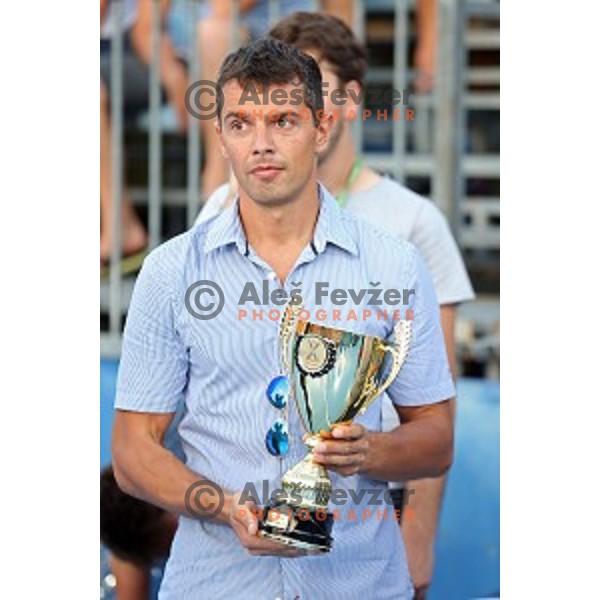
[100,465,169,566]
[216,37,323,125]
[269,12,368,89]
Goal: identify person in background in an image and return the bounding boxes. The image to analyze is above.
[320,0,353,27]
[100,0,189,276]
[101,465,178,600]
[197,12,474,598]
[101,409,184,599]
[414,0,437,93]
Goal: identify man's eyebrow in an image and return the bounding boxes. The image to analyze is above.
[223,110,249,122]
[266,109,301,120]
[223,109,302,122]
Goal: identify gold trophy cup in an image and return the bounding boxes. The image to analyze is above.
[258,305,412,553]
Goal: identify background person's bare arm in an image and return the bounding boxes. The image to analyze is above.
[322,0,354,27]
[414,0,437,93]
[210,0,258,18]
[401,304,457,594]
[130,0,190,131]
[100,0,109,23]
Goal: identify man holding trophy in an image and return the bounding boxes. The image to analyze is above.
[112,38,454,599]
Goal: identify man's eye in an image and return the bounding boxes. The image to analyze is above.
[276,116,294,128]
[230,119,247,131]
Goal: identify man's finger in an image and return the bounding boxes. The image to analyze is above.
[231,503,260,534]
[313,452,364,468]
[249,546,305,557]
[250,536,307,556]
[247,521,258,535]
[314,439,368,456]
[336,466,361,477]
[331,423,364,440]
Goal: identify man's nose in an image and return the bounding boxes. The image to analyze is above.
[251,122,275,156]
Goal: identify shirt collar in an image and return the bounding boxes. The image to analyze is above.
[203,196,249,256]
[312,184,358,256]
[203,183,358,257]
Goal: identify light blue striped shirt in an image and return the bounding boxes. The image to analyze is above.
[116,184,454,599]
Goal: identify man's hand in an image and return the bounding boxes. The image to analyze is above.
[228,492,306,558]
[311,423,371,477]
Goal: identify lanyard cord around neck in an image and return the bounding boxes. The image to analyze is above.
[335,158,362,208]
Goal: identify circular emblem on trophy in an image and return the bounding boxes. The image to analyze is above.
[296,334,337,378]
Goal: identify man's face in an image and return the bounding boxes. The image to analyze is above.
[216,80,331,207]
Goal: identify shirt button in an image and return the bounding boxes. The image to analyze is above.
[267,271,277,281]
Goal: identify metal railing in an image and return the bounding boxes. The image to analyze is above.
[101,0,500,356]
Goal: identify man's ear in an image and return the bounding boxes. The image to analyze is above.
[214,120,228,159]
[315,111,334,154]
[343,80,363,115]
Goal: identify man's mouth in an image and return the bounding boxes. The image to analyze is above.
[250,165,284,180]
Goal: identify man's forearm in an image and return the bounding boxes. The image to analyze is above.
[112,427,234,525]
[362,401,453,482]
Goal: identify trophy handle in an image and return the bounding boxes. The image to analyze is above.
[280,302,302,374]
[377,320,413,396]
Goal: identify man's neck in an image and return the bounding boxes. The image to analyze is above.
[238,181,321,282]
[317,125,357,197]
[317,125,381,197]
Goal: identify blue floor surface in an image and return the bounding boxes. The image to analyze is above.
[101,359,499,599]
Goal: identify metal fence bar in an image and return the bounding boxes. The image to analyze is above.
[352,0,365,153]
[392,0,408,183]
[109,0,124,336]
[187,0,201,227]
[231,0,240,50]
[413,93,431,153]
[148,0,162,249]
[268,0,280,28]
[433,0,465,237]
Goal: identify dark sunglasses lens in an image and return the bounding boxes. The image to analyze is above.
[265,419,289,457]
[266,375,289,409]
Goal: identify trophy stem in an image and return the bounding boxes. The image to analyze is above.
[259,432,335,553]
[280,436,331,512]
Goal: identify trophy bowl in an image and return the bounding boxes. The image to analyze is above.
[258,304,412,553]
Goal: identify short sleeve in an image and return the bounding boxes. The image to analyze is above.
[115,254,189,413]
[385,245,456,406]
[410,201,475,305]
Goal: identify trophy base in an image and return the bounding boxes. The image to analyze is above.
[258,501,334,554]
